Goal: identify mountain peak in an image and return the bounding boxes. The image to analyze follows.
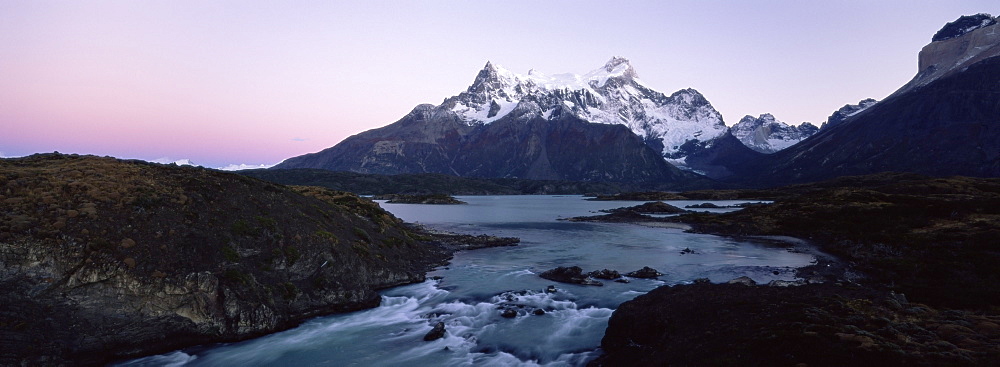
[445,58,726,162]
[932,13,996,42]
[597,56,638,81]
[604,56,630,70]
[901,14,1000,96]
[468,61,519,96]
[731,113,818,154]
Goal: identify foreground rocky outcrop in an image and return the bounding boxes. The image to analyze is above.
[0,154,499,365]
[593,282,1000,366]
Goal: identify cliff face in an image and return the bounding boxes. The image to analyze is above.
[0,154,448,365]
[898,17,1000,96]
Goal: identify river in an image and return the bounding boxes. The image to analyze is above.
[119,196,814,366]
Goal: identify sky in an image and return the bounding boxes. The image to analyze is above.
[2,1,997,168]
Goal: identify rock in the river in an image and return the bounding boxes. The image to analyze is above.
[727,276,757,286]
[588,269,623,280]
[423,322,446,341]
[539,266,604,286]
[500,308,518,318]
[625,266,664,279]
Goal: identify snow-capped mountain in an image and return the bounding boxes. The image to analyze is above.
[730,114,819,153]
[441,57,728,163]
[822,98,878,129]
[896,13,1000,96]
[273,57,743,183]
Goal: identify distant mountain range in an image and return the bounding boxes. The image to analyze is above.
[274,56,816,181]
[273,13,1000,188]
[731,114,818,154]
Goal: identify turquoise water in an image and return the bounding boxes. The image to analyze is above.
[119,196,812,366]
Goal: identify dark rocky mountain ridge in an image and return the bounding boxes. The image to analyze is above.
[275,102,698,184]
[728,14,1000,187]
[821,98,878,129]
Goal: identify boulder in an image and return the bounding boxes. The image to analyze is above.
[539,266,603,286]
[588,269,622,280]
[625,266,664,279]
[727,276,757,286]
[423,322,446,341]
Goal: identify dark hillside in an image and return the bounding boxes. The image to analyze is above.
[0,153,449,365]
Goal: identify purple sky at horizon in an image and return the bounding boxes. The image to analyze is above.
[2,1,997,168]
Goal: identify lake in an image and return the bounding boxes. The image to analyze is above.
[119,196,814,366]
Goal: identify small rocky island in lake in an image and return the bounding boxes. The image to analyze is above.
[587,192,688,201]
[565,201,687,223]
[602,201,687,214]
[374,193,467,204]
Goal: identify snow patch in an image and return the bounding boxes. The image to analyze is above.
[217,163,277,171]
[150,158,197,166]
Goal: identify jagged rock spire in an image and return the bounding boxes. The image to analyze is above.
[603,56,638,79]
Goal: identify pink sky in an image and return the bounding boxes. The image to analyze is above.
[2,1,996,168]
